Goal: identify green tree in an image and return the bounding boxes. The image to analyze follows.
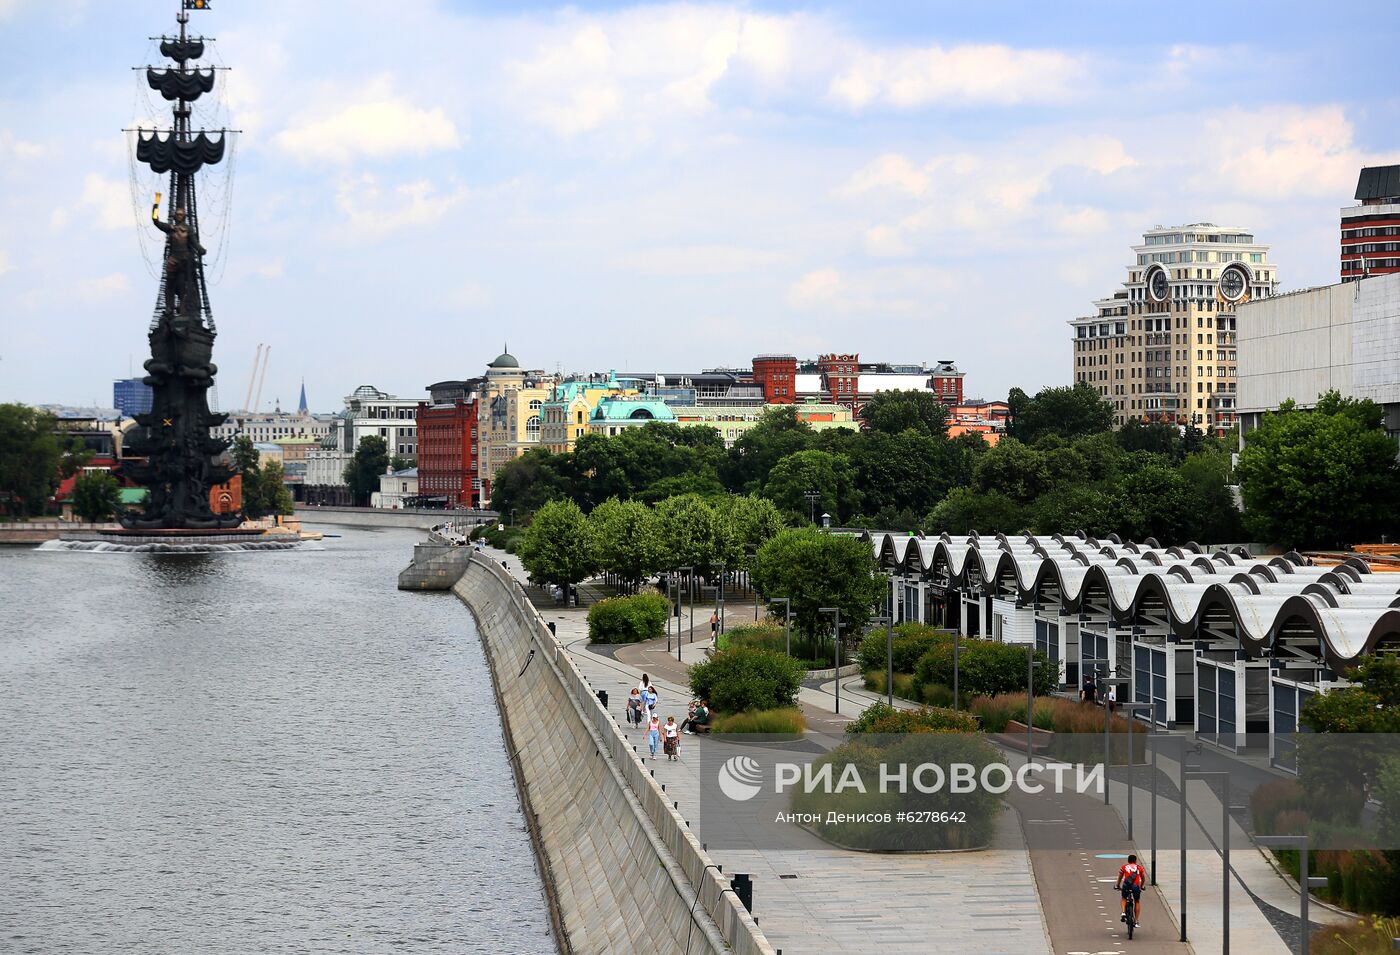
[589,497,664,591]
[1032,485,1114,536]
[850,430,952,519]
[57,435,94,479]
[762,449,858,523]
[1117,420,1182,458]
[517,499,596,593]
[750,527,885,644]
[231,434,260,477]
[71,470,121,522]
[344,435,390,507]
[1110,464,1194,543]
[722,406,813,493]
[1178,450,1245,544]
[924,487,1027,535]
[655,494,724,575]
[489,448,574,519]
[0,404,63,516]
[1235,392,1400,548]
[252,460,294,517]
[1008,382,1113,444]
[857,390,950,438]
[716,494,787,571]
[974,438,1048,503]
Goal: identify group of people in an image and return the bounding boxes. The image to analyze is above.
[1078,673,1119,712]
[624,674,710,761]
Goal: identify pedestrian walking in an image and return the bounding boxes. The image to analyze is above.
[642,685,658,721]
[709,610,719,641]
[626,687,643,726]
[647,715,661,758]
[663,716,680,760]
[1080,674,1098,705]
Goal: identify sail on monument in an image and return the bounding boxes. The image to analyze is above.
[120,1,241,530]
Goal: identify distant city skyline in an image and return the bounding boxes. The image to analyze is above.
[1,0,1398,407]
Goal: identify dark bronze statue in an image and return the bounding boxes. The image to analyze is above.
[118,9,241,531]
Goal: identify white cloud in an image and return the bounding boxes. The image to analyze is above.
[611,244,792,275]
[333,174,468,237]
[274,76,460,163]
[829,42,1087,109]
[50,174,132,232]
[439,280,492,311]
[75,273,130,302]
[1205,105,1400,200]
[786,268,842,307]
[0,249,13,277]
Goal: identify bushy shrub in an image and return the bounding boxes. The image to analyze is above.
[722,623,833,669]
[1251,778,1306,835]
[968,694,1145,762]
[845,702,979,735]
[587,593,669,644]
[911,640,1056,700]
[1312,915,1400,954]
[856,624,951,674]
[688,646,806,713]
[709,707,806,735]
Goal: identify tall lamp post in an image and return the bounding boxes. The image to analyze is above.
[1025,648,1042,761]
[819,607,842,714]
[871,614,895,707]
[676,565,694,662]
[770,597,792,657]
[953,628,961,712]
[1118,702,1153,843]
[803,490,820,526]
[1100,676,1130,806]
[715,562,726,637]
[1184,766,1248,954]
[1256,835,1328,955]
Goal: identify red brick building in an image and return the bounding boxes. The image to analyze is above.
[817,353,861,406]
[416,381,480,507]
[752,354,797,403]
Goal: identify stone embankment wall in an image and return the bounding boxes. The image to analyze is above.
[397,539,473,590]
[453,554,774,955]
[296,505,493,530]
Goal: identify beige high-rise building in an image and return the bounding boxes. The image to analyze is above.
[1071,224,1277,434]
[476,349,553,504]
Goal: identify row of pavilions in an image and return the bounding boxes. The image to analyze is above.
[865,531,1400,770]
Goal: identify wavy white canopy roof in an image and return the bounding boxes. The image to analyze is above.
[866,531,1400,668]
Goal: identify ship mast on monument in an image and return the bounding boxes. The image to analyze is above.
[121,1,241,530]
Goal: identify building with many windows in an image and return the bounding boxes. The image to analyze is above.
[1342,165,1400,282]
[1072,223,1277,433]
[112,377,153,417]
[476,351,554,505]
[416,380,482,508]
[539,374,638,453]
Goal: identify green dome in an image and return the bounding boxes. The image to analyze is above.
[489,350,520,369]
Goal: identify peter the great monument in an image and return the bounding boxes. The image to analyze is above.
[115,2,244,536]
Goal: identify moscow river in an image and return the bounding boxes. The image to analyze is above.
[0,525,555,954]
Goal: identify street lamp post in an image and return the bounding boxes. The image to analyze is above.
[1256,835,1329,955]
[714,562,726,638]
[771,597,792,656]
[1119,702,1153,843]
[676,565,694,662]
[819,607,842,714]
[1101,676,1130,807]
[1185,766,1248,955]
[953,629,961,712]
[871,614,895,707]
[804,491,820,526]
[1026,649,1042,761]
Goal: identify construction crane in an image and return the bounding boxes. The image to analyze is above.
[242,343,263,412]
[251,345,271,413]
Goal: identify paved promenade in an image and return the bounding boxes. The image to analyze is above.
[477,549,1349,954]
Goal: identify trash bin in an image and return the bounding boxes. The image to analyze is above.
[596,689,608,709]
[547,621,556,636]
[730,873,753,913]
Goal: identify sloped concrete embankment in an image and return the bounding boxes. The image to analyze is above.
[453,554,773,955]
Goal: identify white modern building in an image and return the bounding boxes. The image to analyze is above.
[371,467,418,509]
[870,530,1400,765]
[1236,271,1400,438]
[212,410,333,445]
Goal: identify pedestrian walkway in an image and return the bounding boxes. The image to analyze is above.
[474,554,1350,954]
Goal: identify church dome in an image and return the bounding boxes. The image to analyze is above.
[489,351,520,369]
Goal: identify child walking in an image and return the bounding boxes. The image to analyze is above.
[663,716,680,761]
[647,715,661,759]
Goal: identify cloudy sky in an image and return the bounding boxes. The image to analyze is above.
[1,0,1397,411]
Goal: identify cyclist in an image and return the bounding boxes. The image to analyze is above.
[1116,853,1145,927]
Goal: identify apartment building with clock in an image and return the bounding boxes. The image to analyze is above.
[1071,223,1277,434]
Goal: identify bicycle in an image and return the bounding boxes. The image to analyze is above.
[1121,885,1139,940]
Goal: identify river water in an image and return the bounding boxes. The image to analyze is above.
[0,525,555,954]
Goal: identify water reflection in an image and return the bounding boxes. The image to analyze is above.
[0,526,554,955]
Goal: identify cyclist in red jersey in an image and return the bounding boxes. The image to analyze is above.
[1115,853,1145,926]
